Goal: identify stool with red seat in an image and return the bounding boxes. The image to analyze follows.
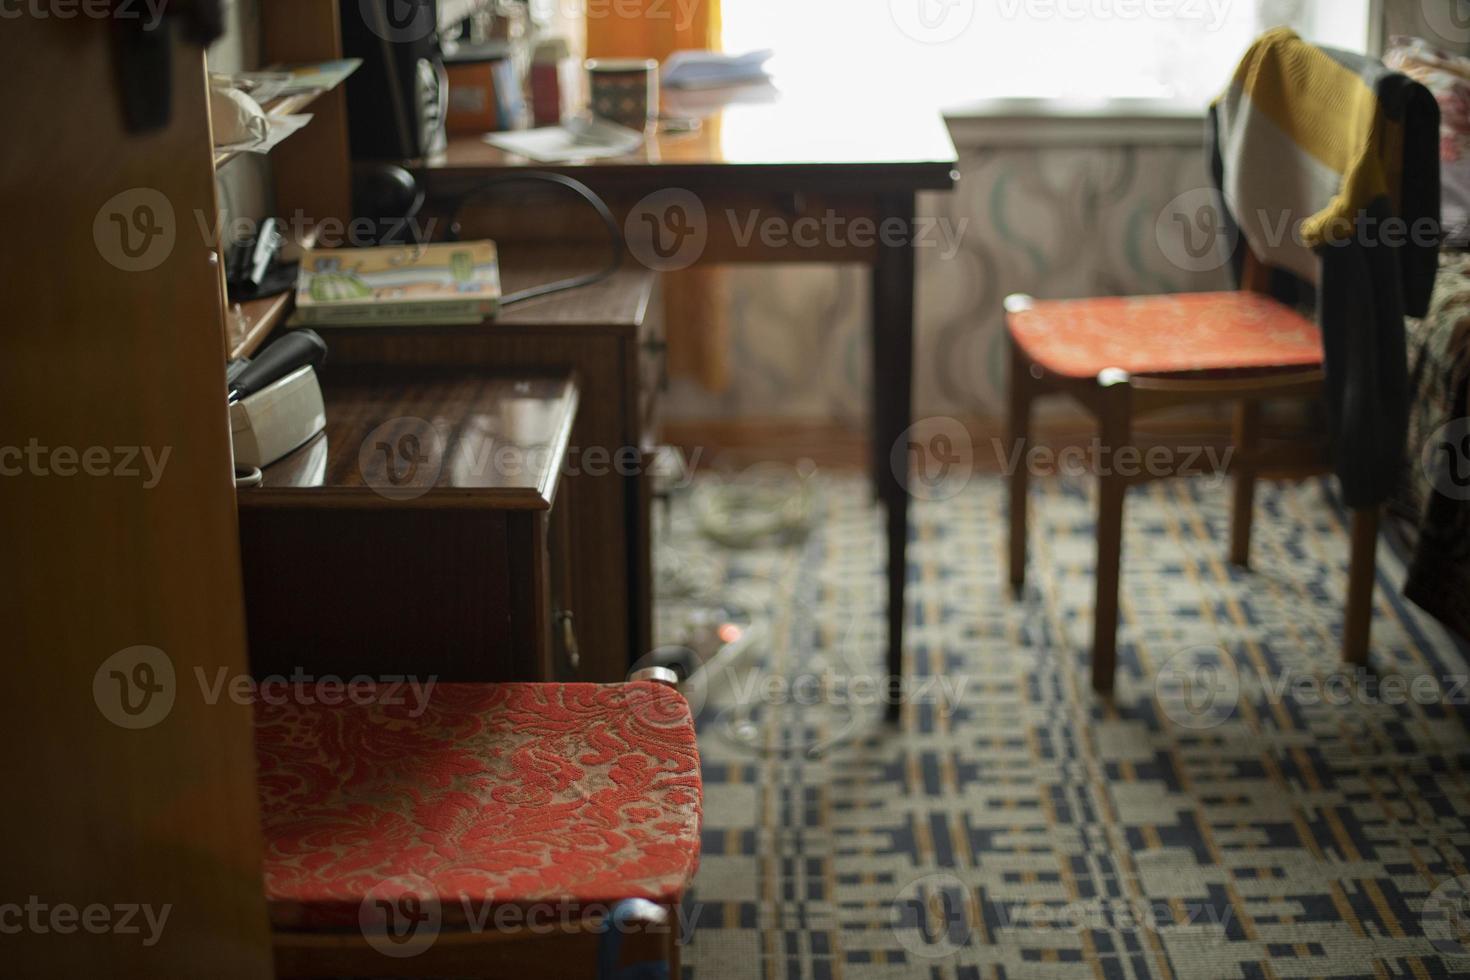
[253,673,701,978]
[1004,269,1381,694]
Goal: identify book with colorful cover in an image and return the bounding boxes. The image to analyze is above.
[294,241,500,325]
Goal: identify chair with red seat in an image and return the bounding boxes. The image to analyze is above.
[1004,264,1381,695]
[253,672,701,978]
[1004,28,1443,696]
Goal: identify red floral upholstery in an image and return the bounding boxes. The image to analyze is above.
[255,682,702,930]
[1007,292,1324,379]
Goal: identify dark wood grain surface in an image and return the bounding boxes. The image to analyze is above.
[497,246,656,327]
[243,373,578,509]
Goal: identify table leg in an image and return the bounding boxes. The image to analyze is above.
[873,192,916,723]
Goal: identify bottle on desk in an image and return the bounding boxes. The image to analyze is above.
[531,37,571,128]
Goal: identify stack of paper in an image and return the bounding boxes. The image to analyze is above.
[661,50,773,89]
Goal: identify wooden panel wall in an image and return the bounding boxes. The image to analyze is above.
[0,17,273,980]
[261,0,353,225]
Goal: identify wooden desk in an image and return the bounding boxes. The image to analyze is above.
[238,372,580,683]
[275,251,661,684]
[414,94,959,713]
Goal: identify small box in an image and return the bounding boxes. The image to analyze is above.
[230,365,326,469]
[531,37,570,127]
[445,59,501,134]
[444,41,525,135]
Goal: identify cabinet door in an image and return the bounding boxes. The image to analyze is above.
[0,19,273,980]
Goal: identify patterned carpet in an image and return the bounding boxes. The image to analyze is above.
[654,472,1470,980]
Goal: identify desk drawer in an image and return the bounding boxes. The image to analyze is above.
[240,508,554,682]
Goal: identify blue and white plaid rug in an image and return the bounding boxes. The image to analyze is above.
[659,473,1470,980]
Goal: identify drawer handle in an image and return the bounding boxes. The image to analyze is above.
[557,610,580,670]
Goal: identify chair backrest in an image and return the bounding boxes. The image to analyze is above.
[1213,28,1438,310]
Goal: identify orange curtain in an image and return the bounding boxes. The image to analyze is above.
[586,1,729,391]
[584,0,720,60]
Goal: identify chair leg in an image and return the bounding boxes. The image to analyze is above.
[1008,338,1034,596]
[1092,390,1132,695]
[1229,400,1259,567]
[667,920,682,980]
[1343,505,1379,667]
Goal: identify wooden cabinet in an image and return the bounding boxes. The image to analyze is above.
[0,19,275,978]
[294,248,663,681]
[238,373,581,682]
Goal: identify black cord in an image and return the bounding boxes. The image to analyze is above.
[444,171,625,308]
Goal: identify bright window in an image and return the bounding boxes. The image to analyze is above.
[721,0,1376,108]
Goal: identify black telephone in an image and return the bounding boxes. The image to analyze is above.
[227,218,295,302]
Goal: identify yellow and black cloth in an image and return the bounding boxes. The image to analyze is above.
[1209,28,1441,506]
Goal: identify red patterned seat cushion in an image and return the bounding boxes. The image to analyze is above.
[255,682,701,930]
[1007,292,1324,379]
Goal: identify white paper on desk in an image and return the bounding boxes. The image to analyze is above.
[483,120,644,162]
[217,114,313,156]
[662,49,773,89]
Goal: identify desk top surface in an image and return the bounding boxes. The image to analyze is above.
[241,372,578,510]
[420,88,959,191]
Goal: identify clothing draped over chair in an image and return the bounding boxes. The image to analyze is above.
[1208,27,1441,506]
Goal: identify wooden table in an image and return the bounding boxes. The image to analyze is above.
[412,93,958,716]
[238,373,581,684]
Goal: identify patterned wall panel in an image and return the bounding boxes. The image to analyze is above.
[663,140,1232,424]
